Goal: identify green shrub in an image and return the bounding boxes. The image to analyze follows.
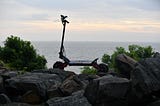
[128,45,153,60]
[102,44,154,70]
[81,66,97,74]
[0,35,47,71]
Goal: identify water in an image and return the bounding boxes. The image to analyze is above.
[1,41,160,73]
[31,41,160,73]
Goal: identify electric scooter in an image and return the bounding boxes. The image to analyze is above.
[53,15,108,72]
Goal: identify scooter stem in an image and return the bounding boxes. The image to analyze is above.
[59,15,69,60]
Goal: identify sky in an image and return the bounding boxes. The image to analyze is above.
[0,0,160,42]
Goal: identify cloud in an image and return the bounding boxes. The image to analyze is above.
[1,0,159,22]
[17,0,88,11]
[0,0,160,42]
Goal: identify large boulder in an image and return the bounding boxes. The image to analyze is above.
[60,75,84,96]
[153,52,160,58]
[5,73,62,104]
[84,75,130,106]
[0,70,18,94]
[78,74,99,87]
[130,55,160,103]
[115,54,137,79]
[46,90,91,106]
[0,76,4,93]
[0,69,6,75]
[147,100,160,106]
[2,102,44,106]
[32,69,76,81]
[47,87,63,99]
[1,71,18,80]
[50,69,76,81]
[0,93,11,104]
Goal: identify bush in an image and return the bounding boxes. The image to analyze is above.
[81,66,97,74]
[102,44,154,70]
[0,35,47,71]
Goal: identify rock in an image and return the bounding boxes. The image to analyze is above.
[97,72,108,77]
[84,75,130,105]
[0,71,18,94]
[147,100,160,106]
[32,69,76,82]
[153,52,160,58]
[0,93,11,104]
[60,75,84,96]
[0,68,8,76]
[50,69,76,81]
[32,69,52,74]
[0,76,4,93]
[78,74,99,81]
[2,102,44,106]
[116,54,137,79]
[47,87,63,99]
[1,71,18,87]
[1,71,18,78]
[1,70,18,82]
[108,69,120,77]
[21,90,41,104]
[46,90,91,106]
[78,74,99,86]
[5,73,62,104]
[130,56,160,103]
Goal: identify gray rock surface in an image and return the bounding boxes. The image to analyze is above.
[116,54,137,79]
[1,103,44,106]
[32,69,75,81]
[5,73,62,104]
[84,75,130,105]
[78,74,99,87]
[0,76,4,93]
[147,100,160,106]
[46,90,91,106]
[1,52,160,106]
[60,75,84,96]
[0,93,11,104]
[131,56,160,98]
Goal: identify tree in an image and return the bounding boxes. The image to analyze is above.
[102,44,154,70]
[0,35,47,71]
[81,45,154,74]
[81,66,97,74]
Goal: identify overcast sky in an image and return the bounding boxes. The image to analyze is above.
[0,0,160,42]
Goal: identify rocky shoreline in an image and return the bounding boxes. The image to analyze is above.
[0,53,160,106]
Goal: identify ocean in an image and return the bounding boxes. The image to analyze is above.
[32,41,160,73]
[1,41,160,74]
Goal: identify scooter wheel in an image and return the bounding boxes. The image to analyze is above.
[53,61,65,69]
[98,63,109,73]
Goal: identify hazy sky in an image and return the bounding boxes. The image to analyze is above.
[0,0,160,42]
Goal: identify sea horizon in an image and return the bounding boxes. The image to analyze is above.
[1,41,160,73]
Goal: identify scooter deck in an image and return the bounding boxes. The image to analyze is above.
[69,60,94,66]
[68,58,98,66]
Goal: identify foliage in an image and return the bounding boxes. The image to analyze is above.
[0,59,5,67]
[0,35,47,71]
[81,66,97,74]
[128,45,153,60]
[102,44,154,70]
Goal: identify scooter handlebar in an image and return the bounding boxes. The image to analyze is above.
[61,15,69,24]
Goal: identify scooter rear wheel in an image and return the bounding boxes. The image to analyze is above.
[53,61,67,70]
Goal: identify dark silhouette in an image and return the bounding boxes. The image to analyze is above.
[53,15,108,72]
